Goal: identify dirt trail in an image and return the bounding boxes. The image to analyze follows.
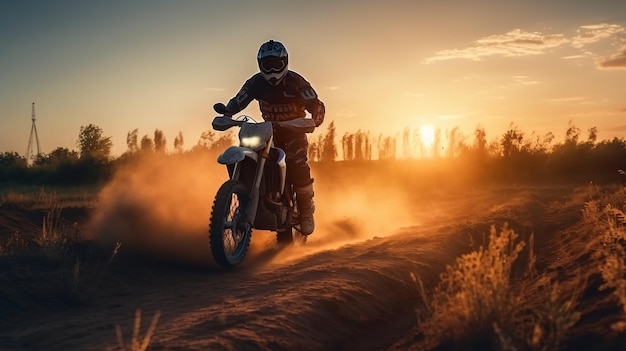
[0,184,584,350]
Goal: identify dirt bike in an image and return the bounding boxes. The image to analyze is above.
[208,103,316,269]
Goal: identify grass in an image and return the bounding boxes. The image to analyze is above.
[408,184,626,350]
[427,224,526,338]
[412,224,585,350]
[115,309,162,351]
[0,184,99,209]
[0,187,122,305]
[597,205,626,332]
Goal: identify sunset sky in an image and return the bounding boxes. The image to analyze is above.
[1,0,625,157]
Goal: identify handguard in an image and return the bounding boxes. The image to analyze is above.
[212,116,240,131]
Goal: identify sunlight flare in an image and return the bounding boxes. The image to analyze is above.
[420,125,436,146]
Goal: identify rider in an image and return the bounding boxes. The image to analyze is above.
[218,39,325,236]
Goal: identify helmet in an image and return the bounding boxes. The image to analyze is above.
[257,40,288,86]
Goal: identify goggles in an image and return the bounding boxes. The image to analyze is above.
[260,58,286,73]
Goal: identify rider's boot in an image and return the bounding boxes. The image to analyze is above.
[295,180,315,235]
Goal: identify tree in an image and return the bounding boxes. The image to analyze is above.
[140,135,154,153]
[0,152,28,182]
[474,127,487,154]
[192,130,234,153]
[342,133,354,161]
[77,124,113,160]
[565,120,580,145]
[377,135,396,160]
[447,127,461,158]
[126,129,139,153]
[195,130,215,149]
[308,135,321,162]
[174,132,184,153]
[501,123,524,157]
[0,152,27,167]
[587,127,598,144]
[154,129,167,153]
[320,121,338,162]
[354,130,370,161]
[34,147,79,167]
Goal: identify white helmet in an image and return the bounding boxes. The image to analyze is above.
[257,40,288,86]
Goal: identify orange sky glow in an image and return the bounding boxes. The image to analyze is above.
[1,1,625,158]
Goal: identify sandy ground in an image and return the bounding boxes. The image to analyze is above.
[1,177,595,350]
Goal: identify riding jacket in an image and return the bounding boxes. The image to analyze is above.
[225,71,325,127]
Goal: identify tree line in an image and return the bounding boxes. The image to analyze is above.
[0,124,234,185]
[1,120,625,185]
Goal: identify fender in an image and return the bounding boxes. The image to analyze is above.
[217,146,259,165]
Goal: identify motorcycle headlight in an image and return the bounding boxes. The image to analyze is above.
[241,136,263,149]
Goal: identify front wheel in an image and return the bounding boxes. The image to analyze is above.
[209,180,252,269]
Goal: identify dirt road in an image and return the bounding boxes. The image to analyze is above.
[0,181,589,351]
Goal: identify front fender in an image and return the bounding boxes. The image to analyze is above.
[217,146,259,165]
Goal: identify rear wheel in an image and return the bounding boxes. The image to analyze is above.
[276,227,307,246]
[209,180,251,269]
[276,228,292,246]
[291,226,308,245]
[276,199,307,246]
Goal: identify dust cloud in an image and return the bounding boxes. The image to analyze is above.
[89,153,413,268]
[261,168,415,266]
[89,152,227,266]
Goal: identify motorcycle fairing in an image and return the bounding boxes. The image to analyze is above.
[217,146,259,165]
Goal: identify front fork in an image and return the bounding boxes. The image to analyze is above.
[243,136,273,227]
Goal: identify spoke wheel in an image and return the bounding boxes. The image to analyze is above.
[276,200,307,246]
[209,180,251,269]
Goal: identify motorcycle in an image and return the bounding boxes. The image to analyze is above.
[208,103,316,269]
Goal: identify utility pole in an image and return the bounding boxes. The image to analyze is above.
[26,102,41,164]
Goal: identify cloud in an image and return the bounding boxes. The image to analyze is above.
[567,110,618,118]
[513,75,539,85]
[571,24,625,48]
[597,45,626,69]
[562,54,587,59]
[423,29,568,63]
[424,23,625,64]
[544,97,586,104]
[621,108,626,113]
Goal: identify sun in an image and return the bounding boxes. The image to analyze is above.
[419,125,435,146]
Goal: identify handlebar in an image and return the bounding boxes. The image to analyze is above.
[212,115,315,134]
[271,118,316,133]
[213,102,316,133]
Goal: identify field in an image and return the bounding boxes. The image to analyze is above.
[2,154,626,350]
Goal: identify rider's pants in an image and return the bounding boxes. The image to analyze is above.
[273,132,312,188]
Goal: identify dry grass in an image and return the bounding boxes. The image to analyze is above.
[412,226,584,350]
[422,224,526,341]
[596,205,626,332]
[0,185,98,210]
[115,309,162,351]
[408,184,626,350]
[0,189,122,304]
